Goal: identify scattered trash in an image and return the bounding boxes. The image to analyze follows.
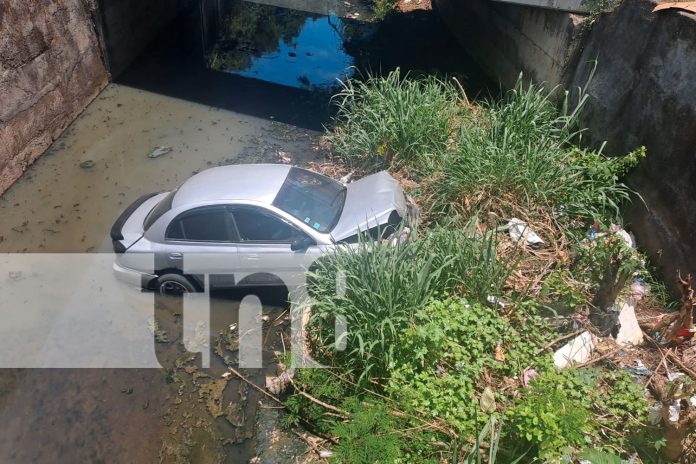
[339,172,353,184]
[667,372,685,382]
[611,225,635,248]
[486,295,506,309]
[648,402,663,425]
[229,323,238,331]
[629,278,651,302]
[79,160,95,169]
[494,343,505,362]
[342,1,352,6]
[261,315,270,322]
[147,146,173,159]
[221,372,232,379]
[319,450,334,458]
[553,331,596,368]
[507,218,544,248]
[668,400,681,424]
[522,368,538,387]
[276,150,292,163]
[614,301,644,346]
[624,360,652,377]
[266,368,295,395]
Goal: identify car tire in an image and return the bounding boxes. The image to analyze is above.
[157,274,196,296]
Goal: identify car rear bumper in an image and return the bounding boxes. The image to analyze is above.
[113,261,157,289]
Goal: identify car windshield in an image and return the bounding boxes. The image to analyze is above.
[273,168,346,233]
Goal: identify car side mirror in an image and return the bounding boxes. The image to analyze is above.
[291,236,315,251]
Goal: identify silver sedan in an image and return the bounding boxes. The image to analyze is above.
[111,164,416,294]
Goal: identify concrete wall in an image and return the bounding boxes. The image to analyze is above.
[568,0,696,288]
[434,0,586,89]
[0,0,108,195]
[98,0,195,77]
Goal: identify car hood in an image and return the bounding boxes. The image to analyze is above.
[330,171,407,241]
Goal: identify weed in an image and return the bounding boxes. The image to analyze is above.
[506,368,649,460]
[307,226,513,383]
[389,297,551,434]
[371,0,396,20]
[328,69,458,174]
[331,400,404,463]
[431,79,639,226]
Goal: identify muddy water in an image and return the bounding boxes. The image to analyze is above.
[0,84,319,254]
[0,82,317,462]
[0,0,487,462]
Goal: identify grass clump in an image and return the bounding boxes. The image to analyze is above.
[431,80,643,225]
[307,225,513,383]
[328,69,458,173]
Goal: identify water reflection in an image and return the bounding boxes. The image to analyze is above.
[207,2,355,89]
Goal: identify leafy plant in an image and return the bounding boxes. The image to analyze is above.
[371,0,397,20]
[388,297,549,434]
[328,69,458,173]
[506,370,592,459]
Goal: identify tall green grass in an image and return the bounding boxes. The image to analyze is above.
[431,78,638,223]
[328,69,458,173]
[307,224,514,383]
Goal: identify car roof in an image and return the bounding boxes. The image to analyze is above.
[172,164,292,208]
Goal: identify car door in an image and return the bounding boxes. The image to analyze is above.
[229,205,320,287]
[158,205,240,288]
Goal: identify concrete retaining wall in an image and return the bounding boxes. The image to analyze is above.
[0,0,108,195]
[569,0,696,288]
[434,0,586,89]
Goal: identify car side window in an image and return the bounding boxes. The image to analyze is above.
[231,207,305,243]
[166,206,235,242]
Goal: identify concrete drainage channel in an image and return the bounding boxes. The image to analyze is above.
[0,0,488,462]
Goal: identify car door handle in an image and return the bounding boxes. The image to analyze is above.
[169,252,183,259]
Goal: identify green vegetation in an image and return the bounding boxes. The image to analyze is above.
[282,69,664,462]
[371,0,397,20]
[329,70,457,173]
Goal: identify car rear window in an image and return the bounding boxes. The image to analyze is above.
[143,190,177,230]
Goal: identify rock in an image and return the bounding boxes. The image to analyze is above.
[614,301,644,346]
[553,331,596,368]
[79,160,95,169]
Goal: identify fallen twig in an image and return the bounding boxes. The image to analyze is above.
[575,348,620,368]
[228,367,284,405]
